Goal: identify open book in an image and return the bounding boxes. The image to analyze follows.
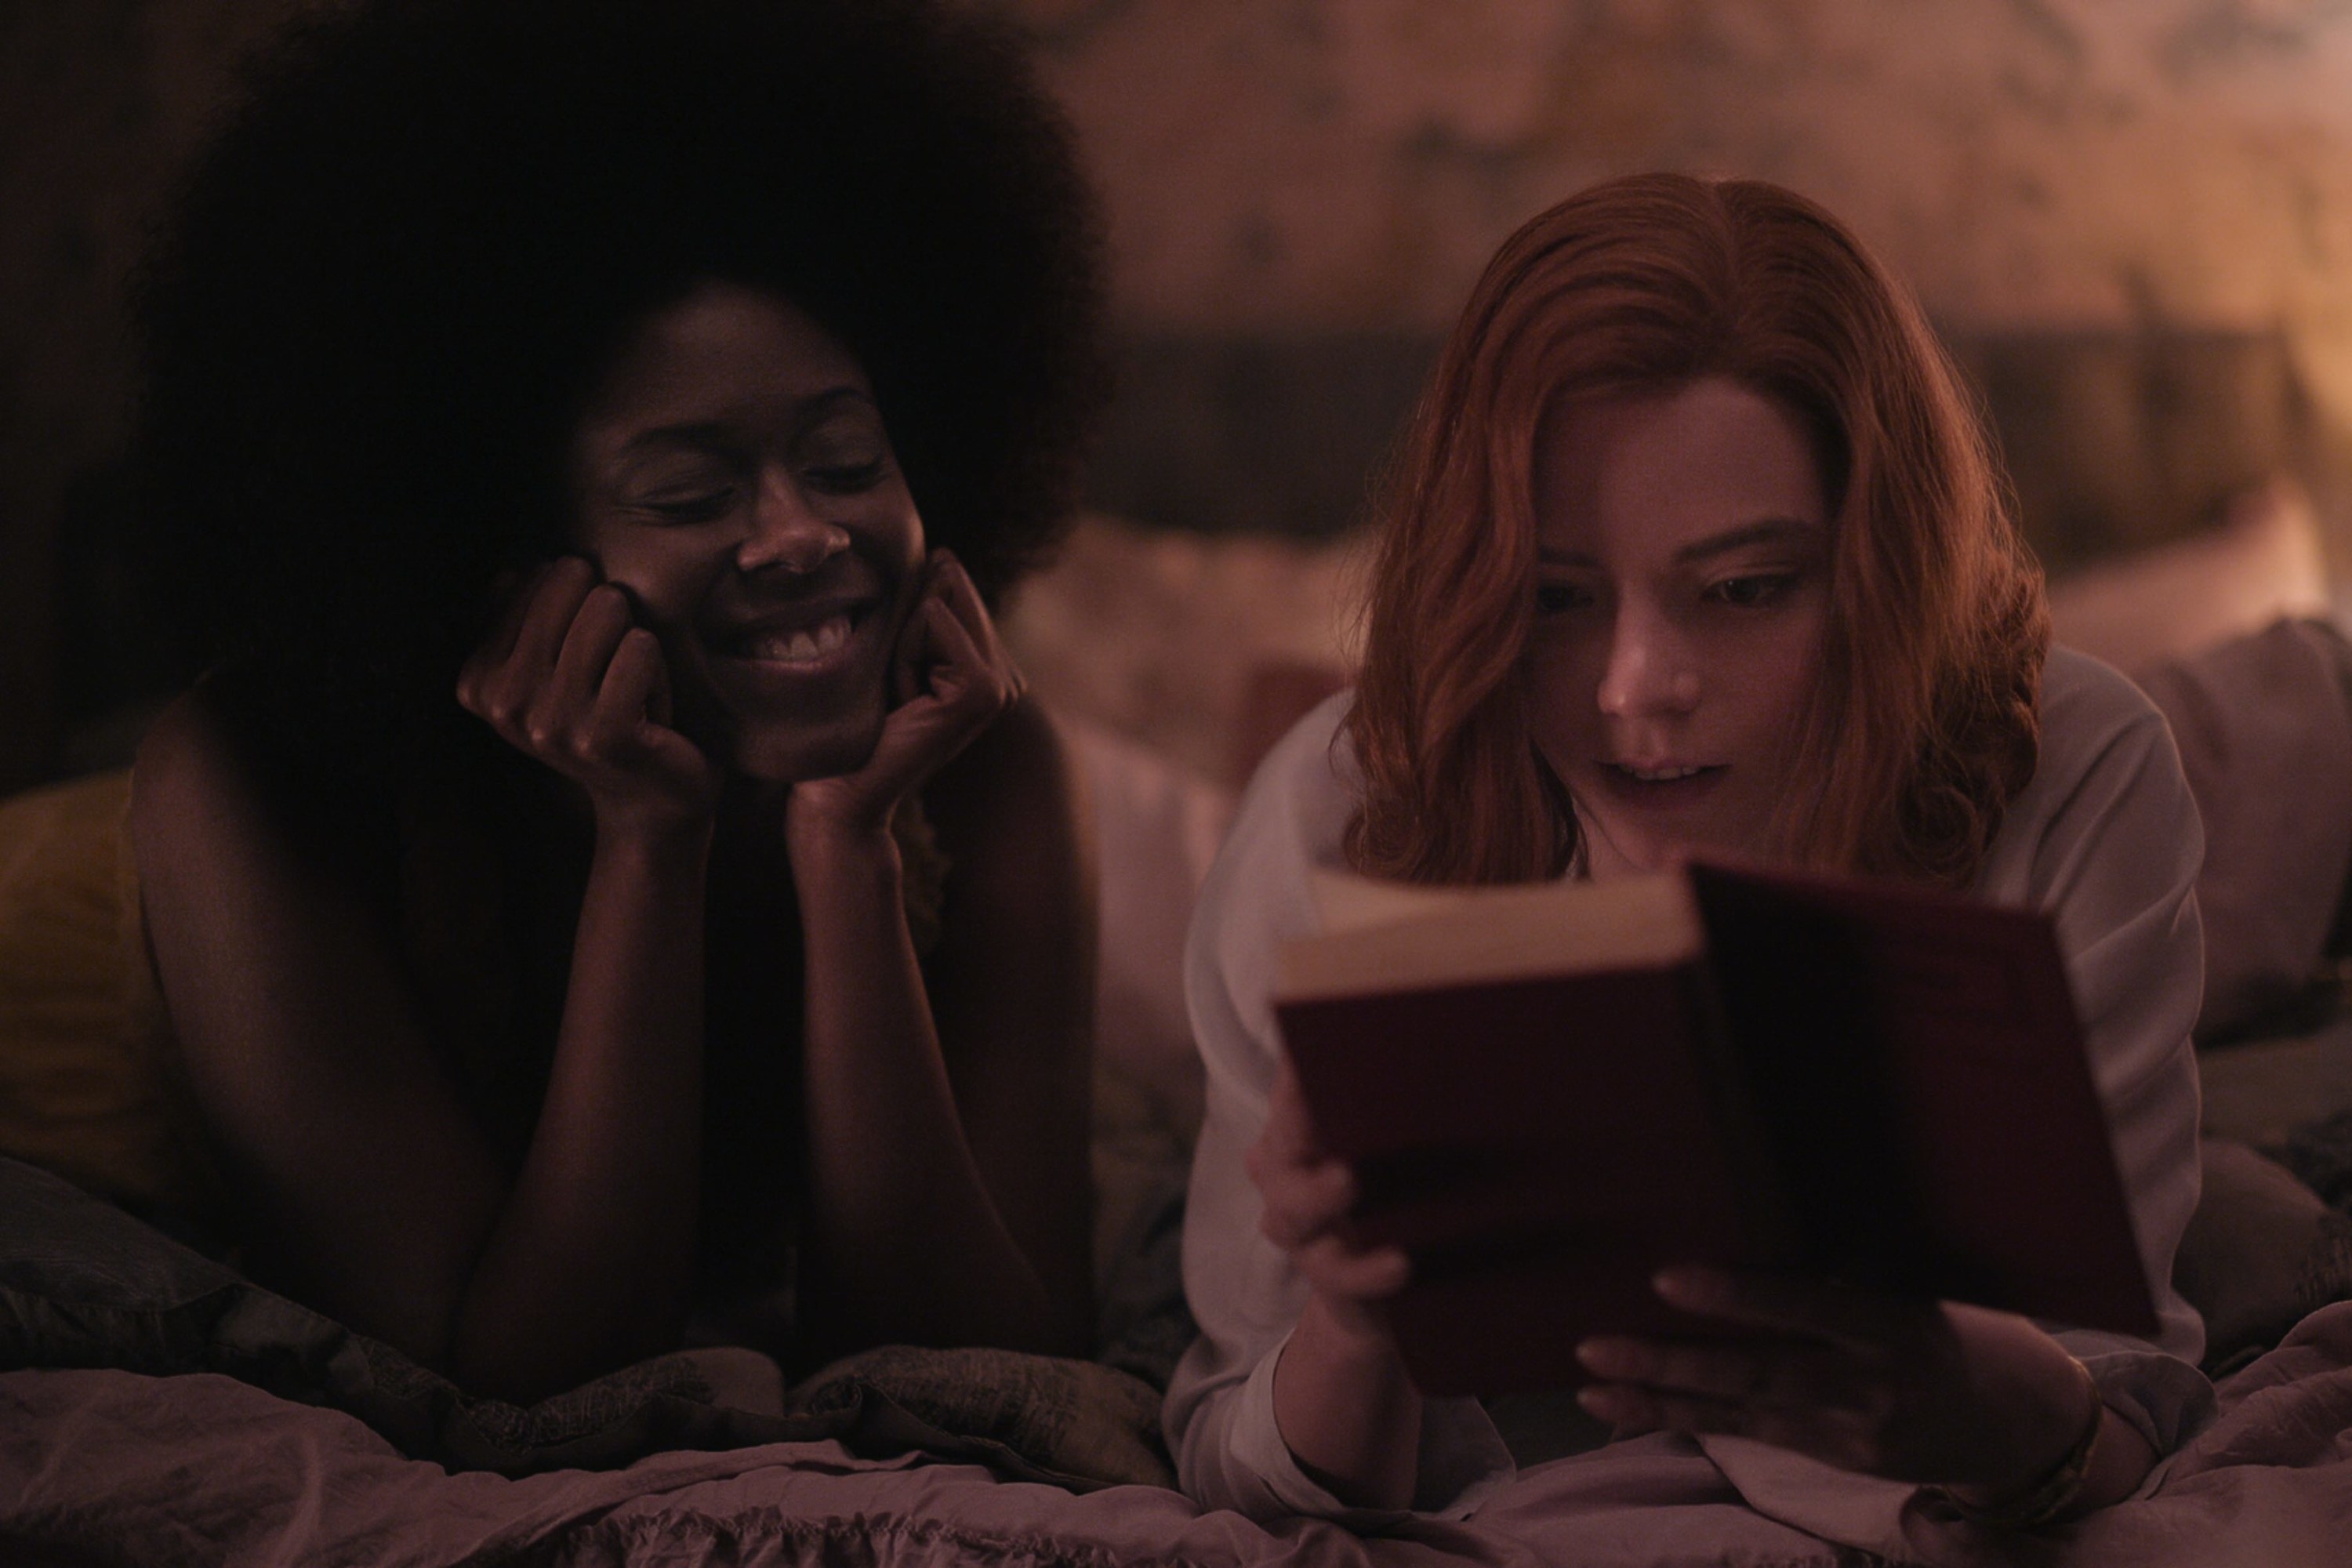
[1271,858,2157,1397]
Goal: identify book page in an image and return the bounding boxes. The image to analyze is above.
[1279,869,1704,1000]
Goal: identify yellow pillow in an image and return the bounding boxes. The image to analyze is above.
[0,769,222,1223]
[0,768,959,1236]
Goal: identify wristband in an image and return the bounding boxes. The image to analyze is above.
[1932,1356,2104,1531]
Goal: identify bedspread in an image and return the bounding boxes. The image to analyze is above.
[7,1303,2352,1568]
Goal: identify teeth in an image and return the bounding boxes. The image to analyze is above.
[742,614,851,665]
[1618,764,1704,782]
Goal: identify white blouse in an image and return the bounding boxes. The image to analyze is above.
[1163,646,2211,1524]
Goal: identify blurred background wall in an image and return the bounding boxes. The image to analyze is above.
[8,0,2352,788]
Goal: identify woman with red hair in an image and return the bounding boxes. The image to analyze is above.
[1165,174,2206,1530]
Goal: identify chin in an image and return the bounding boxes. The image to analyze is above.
[724,711,888,786]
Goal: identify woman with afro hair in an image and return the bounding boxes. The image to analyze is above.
[127,0,1108,1401]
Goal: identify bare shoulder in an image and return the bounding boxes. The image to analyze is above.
[133,681,397,896]
[131,687,510,1351]
[129,684,405,1058]
[131,687,283,883]
[129,688,373,1047]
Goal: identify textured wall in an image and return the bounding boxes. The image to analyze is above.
[1017,1,2352,363]
[1011,0,2352,550]
[9,0,2352,783]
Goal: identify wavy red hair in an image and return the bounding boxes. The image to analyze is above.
[1345,173,2048,887]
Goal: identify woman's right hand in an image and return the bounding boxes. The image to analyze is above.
[1247,1059,1413,1340]
[1252,1059,1428,1508]
[457,557,717,837]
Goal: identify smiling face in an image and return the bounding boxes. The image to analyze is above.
[1526,376,1835,879]
[568,280,925,784]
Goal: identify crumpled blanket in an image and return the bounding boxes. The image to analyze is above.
[9,1152,2352,1562]
[0,1155,1169,1490]
[8,1303,2352,1566]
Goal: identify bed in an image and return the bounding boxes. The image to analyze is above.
[5,1316,2352,1567]
[10,492,2352,1566]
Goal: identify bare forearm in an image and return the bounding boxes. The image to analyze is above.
[790,826,1071,1352]
[449,818,710,1395]
[1272,1292,1425,1510]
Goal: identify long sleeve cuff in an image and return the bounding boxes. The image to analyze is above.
[2058,1330,2216,1464]
[1700,1334,2213,1553]
[1181,1328,1516,1526]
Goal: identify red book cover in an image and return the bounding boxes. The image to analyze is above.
[1272,860,2158,1398]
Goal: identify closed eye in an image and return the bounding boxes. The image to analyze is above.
[637,487,740,524]
[802,457,890,496]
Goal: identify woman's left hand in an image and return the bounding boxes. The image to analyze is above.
[1574,1267,2099,1494]
[787,548,1024,844]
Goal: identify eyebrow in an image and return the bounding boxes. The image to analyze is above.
[1537,518,1825,569]
[615,387,877,456]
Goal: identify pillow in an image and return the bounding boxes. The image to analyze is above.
[1062,713,1229,1151]
[2175,1138,2352,1374]
[1004,511,1364,786]
[2132,618,2352,1044]
[2048,477,2329,675]
[1058,711,1226,1384]
[0,770,223,1228]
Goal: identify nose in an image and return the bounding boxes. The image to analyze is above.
[1595,603,1700,718]
[737,467,850,575]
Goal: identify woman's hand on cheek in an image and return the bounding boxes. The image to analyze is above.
[457,557,717,840]
[787,548,1024,844]
[1247,1061,1412,1342]
[1574,1268,2098,1494]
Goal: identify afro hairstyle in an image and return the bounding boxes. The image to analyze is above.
[136,0,1107,739]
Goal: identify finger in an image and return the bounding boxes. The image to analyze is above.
[1576,1334,1877,1416]
[1577,1379,1724,1435]
[911,591,989,706]
[644,634,674,728]
[889,559,946,709]
[1265,1079,1345,1189]
[510,557,603,683]
[1653,1267,1909,1350]
[555,585,637,709]
[928,550,995,649]
[929,552,1026,699]
[458,563,550,707]
[1294,1235,1411,1303]
[1265,1060,1327,1163]
[1575,1380,1773,1443]
[1252,1158,1357,1251]
[590,626,667,744]
[1247,1102,1353,1206]
[1580,1382,1881,1469]
[1242,1099,1331,1185]
[472,563,544,666]
[461,562,619,760]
